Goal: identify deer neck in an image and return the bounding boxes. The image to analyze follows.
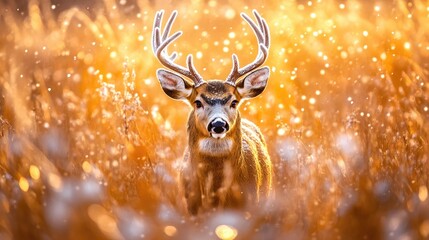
[187,111,242,165]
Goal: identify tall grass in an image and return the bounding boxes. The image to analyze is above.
[1,0,428,239]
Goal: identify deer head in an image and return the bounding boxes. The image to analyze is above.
[152,10,270,139]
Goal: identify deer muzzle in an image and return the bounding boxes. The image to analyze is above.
[207,117,229,139]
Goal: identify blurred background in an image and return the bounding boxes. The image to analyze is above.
[1,0,429,239]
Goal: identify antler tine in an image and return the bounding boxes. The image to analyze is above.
[152,10,205,86]
[254,11,270,47]
[162,10,177,41]
[241,12,264,45]
[152,11,163,54]
[187,55,204,88]
[226,10,270,85]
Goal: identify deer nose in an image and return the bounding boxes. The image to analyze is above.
[208,118,229,134]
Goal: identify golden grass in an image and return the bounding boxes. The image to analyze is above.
[1,0,429,239]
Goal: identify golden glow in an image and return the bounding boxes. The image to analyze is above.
[19,177,29,192]
[215,225,238,240]
[87,204,122,239]
[48,173,63,190]
[110,51,118,59]
[419,186,428,202]
[421,221,429,238]
[277,127,286,136]
[29,165,40,180]
[82,161,92,173]
[404,42,411,50]
[224,8,236,19]
[164,225,177,237]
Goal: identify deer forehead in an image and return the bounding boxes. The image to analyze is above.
[195,80,236,102]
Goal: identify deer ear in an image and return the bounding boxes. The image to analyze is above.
[236,67,269,99]
[157,69,193,100]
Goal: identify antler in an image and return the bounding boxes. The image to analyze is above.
[225,10,270,86]
[152,10,205,87]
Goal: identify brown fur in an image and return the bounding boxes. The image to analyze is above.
[152,10,273,215]
[179,81,272,214]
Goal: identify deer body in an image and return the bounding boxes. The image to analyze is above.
[152,10,272,214]
[181,81,272,214]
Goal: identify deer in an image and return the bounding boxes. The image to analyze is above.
[152,10,272,215]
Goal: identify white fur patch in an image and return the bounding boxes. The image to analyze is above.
[198,138,233,156]
[211,133,226,139]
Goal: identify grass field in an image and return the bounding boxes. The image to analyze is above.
[1,0,429,239]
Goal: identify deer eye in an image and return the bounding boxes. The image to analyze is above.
[230,100,238,108]
[194,100,203,109]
